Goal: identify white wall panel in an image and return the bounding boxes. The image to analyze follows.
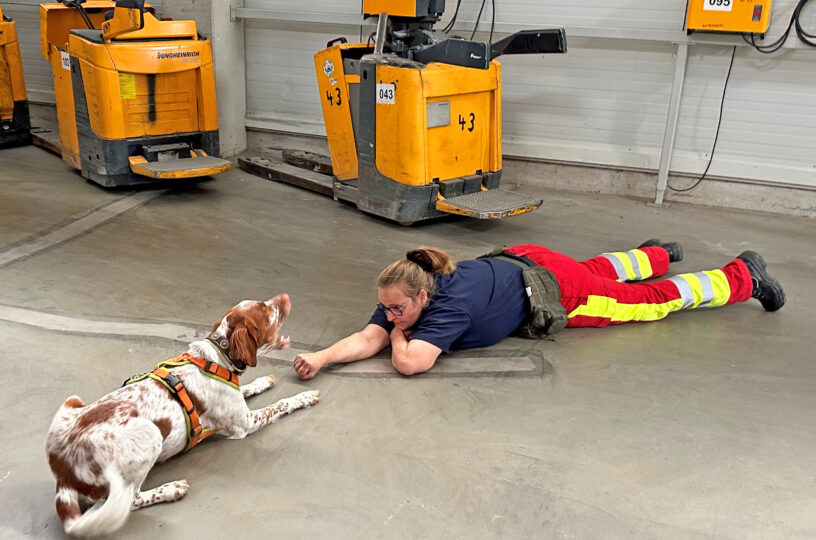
[499,42,676,169]
[242,1,816,189]
[245,22,358,134]
[442,0,682,34]
[673,46,816,187]
[245,0,359,15]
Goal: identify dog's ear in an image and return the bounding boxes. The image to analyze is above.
[228,325,259,367]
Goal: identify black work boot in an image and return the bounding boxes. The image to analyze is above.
[637,239,683,263]
[737,251,785,312]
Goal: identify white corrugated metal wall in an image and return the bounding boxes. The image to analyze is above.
[3,0,163,102]
[240,0,816,190]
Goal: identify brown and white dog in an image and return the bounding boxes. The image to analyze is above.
[45,294,318,537]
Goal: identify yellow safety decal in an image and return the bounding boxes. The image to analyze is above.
[568,295,685,323]
[119,72,136,100]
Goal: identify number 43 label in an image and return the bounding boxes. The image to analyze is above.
[704,0,732,11]
[376,83,395,104]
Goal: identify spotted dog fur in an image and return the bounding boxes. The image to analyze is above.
[45,294,319,537]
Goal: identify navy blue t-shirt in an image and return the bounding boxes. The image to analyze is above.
[368,258,527,352]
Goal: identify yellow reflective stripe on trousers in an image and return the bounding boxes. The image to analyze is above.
[668,269,731,309]
[601,249,654,282]
[567,269,731,322]
[568,295,685,322]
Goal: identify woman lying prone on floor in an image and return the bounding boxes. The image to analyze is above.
[293,241,784,378]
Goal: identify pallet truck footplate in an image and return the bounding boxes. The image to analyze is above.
[437,190,542,219]
[129,154,230,179]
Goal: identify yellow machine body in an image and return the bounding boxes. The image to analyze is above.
[315,44,502,186]
[40,1,229,186]
[0,5,31,146]
[363,0,424,18]
[686,0,773,34]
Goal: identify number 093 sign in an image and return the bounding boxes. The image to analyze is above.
[704,0,732,11]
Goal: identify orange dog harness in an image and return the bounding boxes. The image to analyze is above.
[123,353,240,451]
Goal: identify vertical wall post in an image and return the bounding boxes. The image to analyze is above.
[655,41,689,206]
[211,0,247,156]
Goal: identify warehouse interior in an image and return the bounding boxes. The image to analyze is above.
[1,1,815,538]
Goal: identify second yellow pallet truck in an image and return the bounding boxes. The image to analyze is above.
[0,5,31,147]
[40,0,229,187]
[240,0,566,224]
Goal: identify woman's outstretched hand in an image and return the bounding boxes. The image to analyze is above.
[293,352,325,380]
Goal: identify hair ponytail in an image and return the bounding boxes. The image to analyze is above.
[377,246,456,298]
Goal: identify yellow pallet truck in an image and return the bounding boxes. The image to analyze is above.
[0,5,31,146]
[40,0,229,187]
[240,0,566,224]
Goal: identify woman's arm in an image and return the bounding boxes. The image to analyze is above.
[389,327,442,376]
[293,323,390,380]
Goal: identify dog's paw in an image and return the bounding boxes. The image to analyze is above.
[172,480,190,500]
[296,390,320,408]
[266,374,276,386]
[274,335,291,349]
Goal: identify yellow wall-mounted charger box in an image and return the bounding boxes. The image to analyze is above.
[687,0,773,34]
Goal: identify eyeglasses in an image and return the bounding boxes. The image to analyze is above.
[377,300,410,316]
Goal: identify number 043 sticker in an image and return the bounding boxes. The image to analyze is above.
[376,83,395,104]
[704,0,732,11]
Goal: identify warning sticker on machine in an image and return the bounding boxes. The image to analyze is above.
[703,0,732,11]
[60,51,71,71]
[119,73,136,100]
[376,83,395,104]
[427,101,450,128]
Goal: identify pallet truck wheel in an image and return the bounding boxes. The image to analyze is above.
[398,221,415,227]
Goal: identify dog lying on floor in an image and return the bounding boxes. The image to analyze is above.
[45,294,319,537]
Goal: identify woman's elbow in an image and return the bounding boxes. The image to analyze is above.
[392,357,432,376]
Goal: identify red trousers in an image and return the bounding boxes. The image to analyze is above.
[505,244,753,328]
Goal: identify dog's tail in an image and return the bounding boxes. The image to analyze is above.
[61,467,133,537]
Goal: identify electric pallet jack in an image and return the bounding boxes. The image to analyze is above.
[0,5,31,147]
[240,0,566,224]
[40,0,230,187]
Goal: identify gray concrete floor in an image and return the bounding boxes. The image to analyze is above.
[1,141,815,540]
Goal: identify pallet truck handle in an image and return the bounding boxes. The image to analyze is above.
[115,0,145,12]
[326,37,348,48]
[62,0,95,30]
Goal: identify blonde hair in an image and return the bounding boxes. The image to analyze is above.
[376,246,456,298]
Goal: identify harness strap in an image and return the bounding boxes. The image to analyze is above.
[122,353,240,451]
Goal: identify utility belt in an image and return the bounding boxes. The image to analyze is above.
[479,247,568,338]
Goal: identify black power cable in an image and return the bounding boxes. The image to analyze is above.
[668,46,737,193]
[470,0,487,40]
[447,0,495,46]
[443,0,462,33]
[742,0,816,53]
[793,0,816,45]
[489,0,496,45]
